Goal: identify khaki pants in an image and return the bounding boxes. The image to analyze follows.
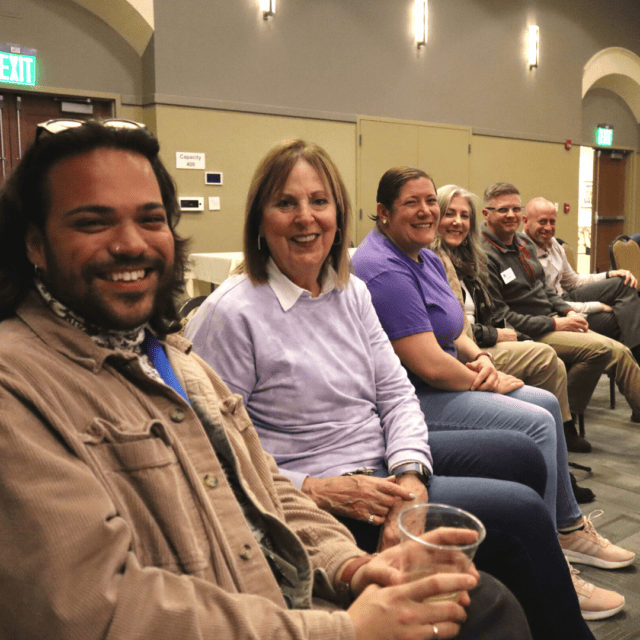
[592,334,640,418]
[489,341,571,421]
[537,331,611,415]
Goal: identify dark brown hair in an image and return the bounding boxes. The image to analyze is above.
[0,120,188,334]
[373,167,435,229]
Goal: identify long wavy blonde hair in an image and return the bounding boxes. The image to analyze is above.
[435,184,489,288]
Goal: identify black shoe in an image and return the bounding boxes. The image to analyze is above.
[570,472,595,504]
[564,421,592,453]
[631,413,640,424]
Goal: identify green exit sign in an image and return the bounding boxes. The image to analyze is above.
[596,125,613,147]
[0,46,36,87]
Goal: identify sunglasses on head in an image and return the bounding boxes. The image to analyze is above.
[35,118,146,143]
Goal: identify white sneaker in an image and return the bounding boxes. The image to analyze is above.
[560,510,635,569]
[568,560,625,620]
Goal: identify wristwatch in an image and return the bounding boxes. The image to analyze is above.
[391,461,431,486]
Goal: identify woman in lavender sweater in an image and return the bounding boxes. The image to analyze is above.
[186,139,595,640]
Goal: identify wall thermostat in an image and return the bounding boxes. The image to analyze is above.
[205,171,223,185]
[179,196,204,212]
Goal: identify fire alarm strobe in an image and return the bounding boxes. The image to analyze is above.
[179,197,204,212]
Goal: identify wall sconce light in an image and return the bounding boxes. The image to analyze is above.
[260,0,275,20]
[414,0,428,49]
[528,25,539,68]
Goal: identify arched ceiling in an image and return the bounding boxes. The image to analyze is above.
[583,47,640,123]
[69,0,154,56]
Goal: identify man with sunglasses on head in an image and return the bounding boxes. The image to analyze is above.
[480,182,640,445]
[0,121,529,640]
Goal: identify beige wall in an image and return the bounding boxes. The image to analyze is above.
[470,136,581,248]
[152,106,356,254]
[151,106,592,253]
[118,105,145,122]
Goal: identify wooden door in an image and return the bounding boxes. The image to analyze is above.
[0,91,113,187]
[591,149,629,273]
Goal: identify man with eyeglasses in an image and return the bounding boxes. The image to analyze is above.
[479,183,640,450]
[0,121,528,640]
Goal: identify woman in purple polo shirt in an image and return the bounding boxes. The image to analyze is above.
[350,167,631,622]
[186,139,599,639]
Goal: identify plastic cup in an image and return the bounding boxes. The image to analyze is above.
[398,503,486,601]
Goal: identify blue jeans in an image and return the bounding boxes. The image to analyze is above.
[340,430,593,640]
[416,384,582,529]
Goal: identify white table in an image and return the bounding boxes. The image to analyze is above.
[185,251,244,296]
[186,249,356,296]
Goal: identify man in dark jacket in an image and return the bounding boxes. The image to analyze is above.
[480,183,640,434]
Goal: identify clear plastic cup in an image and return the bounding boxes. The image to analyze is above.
[398,503,486,601]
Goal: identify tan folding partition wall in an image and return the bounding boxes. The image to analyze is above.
[154,105,357,255]
[356,116,471,245]
[469,135,580,248]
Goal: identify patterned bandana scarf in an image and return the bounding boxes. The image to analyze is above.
[34,277,164,384]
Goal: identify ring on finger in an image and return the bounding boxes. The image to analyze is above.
[432,624,439,640]
[368,514,374,524]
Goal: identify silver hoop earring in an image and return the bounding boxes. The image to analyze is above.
[257,235,263,251]
[333,229,342,246]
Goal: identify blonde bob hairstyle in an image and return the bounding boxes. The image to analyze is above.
[239,139,351,289]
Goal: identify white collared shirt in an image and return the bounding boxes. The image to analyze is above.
[266,258,338,312]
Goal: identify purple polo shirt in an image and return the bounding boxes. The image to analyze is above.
[351,229,464,358]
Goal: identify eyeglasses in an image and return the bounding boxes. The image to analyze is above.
[35,118,146,143]
[484,206,523,214]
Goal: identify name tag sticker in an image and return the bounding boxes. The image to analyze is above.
[500,268,516,284]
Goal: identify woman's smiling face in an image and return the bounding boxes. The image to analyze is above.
[379,177,440,260]
[261,159,337,293]
[438,194,471,248]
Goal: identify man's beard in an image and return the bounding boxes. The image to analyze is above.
[41,249,176,332]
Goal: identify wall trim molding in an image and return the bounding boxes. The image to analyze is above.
[138,93,359,123]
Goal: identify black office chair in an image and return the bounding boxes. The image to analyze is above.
[179,295,207,319]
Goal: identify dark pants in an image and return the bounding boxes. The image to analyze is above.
[459,573,532,640]
[338,430,594,640]
[565,276,640,348]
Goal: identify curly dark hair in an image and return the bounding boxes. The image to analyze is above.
[0,120,189,335]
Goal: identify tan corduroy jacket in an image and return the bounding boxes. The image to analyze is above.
[0,292,359,640]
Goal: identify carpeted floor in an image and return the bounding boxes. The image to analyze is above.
[570,377,640,639]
